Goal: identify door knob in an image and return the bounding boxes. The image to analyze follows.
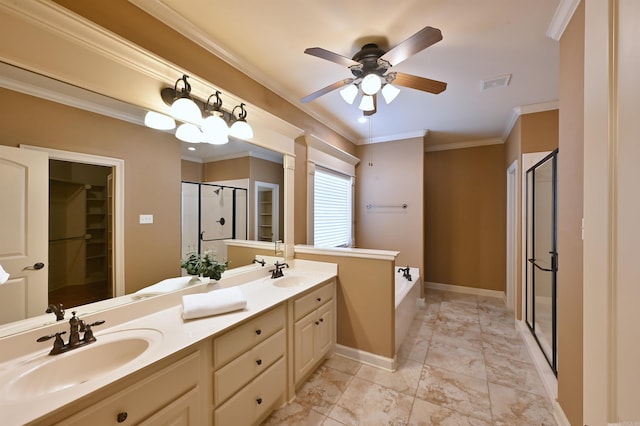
[24,262,45,270]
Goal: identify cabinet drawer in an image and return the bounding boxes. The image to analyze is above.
[214,328,285,406]
[294,281,333,321]
[214,304,285,369]
[214,357,285,426]
[59,351,201,426]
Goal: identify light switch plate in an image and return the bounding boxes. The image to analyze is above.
[139,214,153,224]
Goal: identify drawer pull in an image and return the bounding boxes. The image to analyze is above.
[256,397,263,405]
[315,321,320,325]
[255,329,262,335]
[256,359,262,366]
[319,318,324,323]
[117,412,128,423]
[316,297,322,302]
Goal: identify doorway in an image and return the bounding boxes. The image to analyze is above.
[48,159,113,307]
[524,149,558,375]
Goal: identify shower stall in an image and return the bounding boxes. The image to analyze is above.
[181,181,248,263]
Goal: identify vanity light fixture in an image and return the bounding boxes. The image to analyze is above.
[145,75,254,144]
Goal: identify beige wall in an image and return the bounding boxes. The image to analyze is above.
[521,110,559,154]
[425,144,506,292]
[295,252,396,358]
[556,2,584,424]
[180,159,202,182]
[355,138,424,274]
[204,157,250,182]
[0,88,181,293]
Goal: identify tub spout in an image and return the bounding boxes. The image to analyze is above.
[397,266,412,281]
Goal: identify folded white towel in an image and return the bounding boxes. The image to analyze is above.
[0,264,9,285]
[182,286,247,320]
[134,276,194,298]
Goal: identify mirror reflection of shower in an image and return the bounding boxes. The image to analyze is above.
[181,181,247,263]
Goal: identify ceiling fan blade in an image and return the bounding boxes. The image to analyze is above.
[304,47,360,67]
[380,26,443,66]
[301,78,354,103]
[363,93,377,116]
[392,72,447,94]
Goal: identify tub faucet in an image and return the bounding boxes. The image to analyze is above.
[46,303,65,321]
[398,267,412,281]
[253,258,266,267]
[270,261,289,279]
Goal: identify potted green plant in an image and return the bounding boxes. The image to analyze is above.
[180,250,229,281]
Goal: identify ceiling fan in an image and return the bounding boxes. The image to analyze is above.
[301,26,447,115]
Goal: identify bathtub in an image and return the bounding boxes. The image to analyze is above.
[395,267,422,353]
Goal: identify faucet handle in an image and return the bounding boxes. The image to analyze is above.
[37,331,67,355]
[36,331,67,343]
[82,320,105,343]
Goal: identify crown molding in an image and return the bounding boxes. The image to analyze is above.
[547,0,581,41]
[357,129,428,145]
[426,138,503,153]
[502,100,559,140]
[304,134,360,167]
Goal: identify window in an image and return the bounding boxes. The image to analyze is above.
[313,166,353,247]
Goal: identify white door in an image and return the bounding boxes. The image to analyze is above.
[0,145,48,324]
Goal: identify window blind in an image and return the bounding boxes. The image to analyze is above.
[314,167,352,247]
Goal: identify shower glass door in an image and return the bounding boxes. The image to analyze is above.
[525,149,558,375]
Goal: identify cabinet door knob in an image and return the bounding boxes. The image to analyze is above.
[117,412,128,423]
[316,297,321,302]
[256,397,263,405]
[256,359,262,366]
[315,321,320,325]
[319,318,324,323]
[255,329,262,335]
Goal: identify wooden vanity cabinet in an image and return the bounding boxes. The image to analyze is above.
[293,280,335,387]
[212,304,287,425]
[35,348,205,426]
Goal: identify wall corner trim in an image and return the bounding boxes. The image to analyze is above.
[547,0,581,41]
[502,101,560,141]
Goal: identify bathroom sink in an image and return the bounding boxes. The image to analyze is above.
[0,328,162,400]
[267,273,313,288]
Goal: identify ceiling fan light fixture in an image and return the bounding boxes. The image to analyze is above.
[175,123,203,143]
[144,111,175,130]
[381,83,401,104]
[361,73,382,95]
[339,83,358,104]
[358,95,375,111]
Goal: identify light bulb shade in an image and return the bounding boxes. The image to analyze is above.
[175,123,203,143]
[361,74,382,95]
[202,131,229,145]
[358,95,375,111]
[229,120,253,140]
[170,97,201,123]
[339,84,358,104]
[202,114,228,136]
[144,111,175,130]
[381,83,401,104]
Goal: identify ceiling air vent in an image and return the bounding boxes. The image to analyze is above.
[481,74,511,90]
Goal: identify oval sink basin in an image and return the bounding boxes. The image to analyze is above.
[0,328,162,400]
[267,273,313,288]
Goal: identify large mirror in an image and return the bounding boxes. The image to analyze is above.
[0,61,288,334]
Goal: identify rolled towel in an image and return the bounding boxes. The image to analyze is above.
[0,264,9,285]
[134,276,194,298]
[182,286,247,320]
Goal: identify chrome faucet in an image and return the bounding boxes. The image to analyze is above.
[269,261,289,279]
[37,311,105,355]
[398,266,412,281]
[46,303,65,321]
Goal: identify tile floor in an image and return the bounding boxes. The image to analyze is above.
[262,289,557,425]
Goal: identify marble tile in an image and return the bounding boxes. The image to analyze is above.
[425,340,487,381]
[261,401,327,425]
[416,364,492,422]
[431,326,483,352]
[408,398,492,426]
[355,359,423,396]
[435,316,482,336]
[440,292,478,306]
[324,354,362,376]
[484,350,547,396]
[329,376,414,425]
[296,365,354,415]
[322,417,347,425]
[398,336,430,364]
[482,333,533,364]
[488,382,556,425]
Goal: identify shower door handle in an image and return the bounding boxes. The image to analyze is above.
[527,258,554,272]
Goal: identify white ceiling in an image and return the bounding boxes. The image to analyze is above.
[132,0,561,148]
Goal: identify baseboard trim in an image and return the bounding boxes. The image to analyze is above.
[425,282,505,300]
[334,344,397,372]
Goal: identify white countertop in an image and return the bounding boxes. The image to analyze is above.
[0,259,337,425]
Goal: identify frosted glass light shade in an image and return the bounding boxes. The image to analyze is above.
[361,74,382,95]
[358,95,375,111]
[175,123,203,143]
[202,114,229,139]
[144,111,175,130]
[229,120,253,140]
[170,97,201,123]
[381,84,401,104]
[339,84,358,104]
